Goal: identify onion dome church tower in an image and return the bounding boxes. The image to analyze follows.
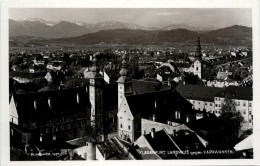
[117,54,133,111]
[86,54,105,129]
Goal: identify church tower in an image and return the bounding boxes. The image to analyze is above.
[193,35,202,79]
[117,54,132,110]
[86,54,105,129]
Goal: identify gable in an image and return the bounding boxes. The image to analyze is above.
[117,97,134,120]
[9,95,19,124]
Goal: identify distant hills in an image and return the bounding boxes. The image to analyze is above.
[49,25,252,45]
[9,18,252,45]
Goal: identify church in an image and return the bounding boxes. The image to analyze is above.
[186,35,203,79]
[117,55,194,142]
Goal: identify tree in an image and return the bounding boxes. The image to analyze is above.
[75,124,103,146]
[219,97,244,131]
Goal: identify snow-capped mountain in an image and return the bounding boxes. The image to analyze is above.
[18,17,58,26]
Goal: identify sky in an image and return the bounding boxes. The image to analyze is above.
[9,8,252,28]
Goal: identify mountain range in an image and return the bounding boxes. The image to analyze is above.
[10,18,222,38]
[9,18,252,45]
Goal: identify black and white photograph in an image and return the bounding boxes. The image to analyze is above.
[1,0,260,165]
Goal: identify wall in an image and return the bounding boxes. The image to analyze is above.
[118,98,134,142]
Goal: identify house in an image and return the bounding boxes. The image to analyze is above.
[176,84,222,113]
[10,54,118,151]
[116,54,193,143]
[216,71,233,80]
[46,61,63,71]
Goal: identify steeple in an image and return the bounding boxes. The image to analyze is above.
[193,35,202,79]
[86,53,106,140]
[86,53,103,82]
[195,34,202,60]
[119,54,128,76]
[90,54,100,73]
[117,54,132,83]
[117,54,132,110]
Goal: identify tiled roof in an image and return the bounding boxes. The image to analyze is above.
[144,129,179,159]
[12,84,118,123]
[131,79,170,94]
[215,86,252,100]
[176,84,222,102]
[126,87,192,123]
[97,137,137,160]
[172,130,205,152]
[13,87,90,122]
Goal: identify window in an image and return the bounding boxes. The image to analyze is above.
[198,102,200,105]
[210,103,212,106]
[238,102,240,106]
[215,104,218,107]
[249,111,252,115]
[120,123,123,128]
[196,67,198,71]
[205,103,207,105]
[128,125,131,130]
[243,102,246,107]
[243,111,246,114]
[68,123,71,129]
[249,103,252,107]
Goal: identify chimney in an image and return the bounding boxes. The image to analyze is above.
[173,129,176,137]
[77,93,80,104]
[86,142,96,160]
[40,134,43,142]
[48,97,52,109]
[186,116,190,123]
[34,99,37,110]
[151,128,155,139]
[152,114,156,122]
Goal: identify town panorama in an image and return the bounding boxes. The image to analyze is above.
[9,8,253,160]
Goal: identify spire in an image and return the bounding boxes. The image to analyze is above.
[195,33,202,60]
[90,53,100,73]
[117,54,132,83]
[119,54,128,76]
